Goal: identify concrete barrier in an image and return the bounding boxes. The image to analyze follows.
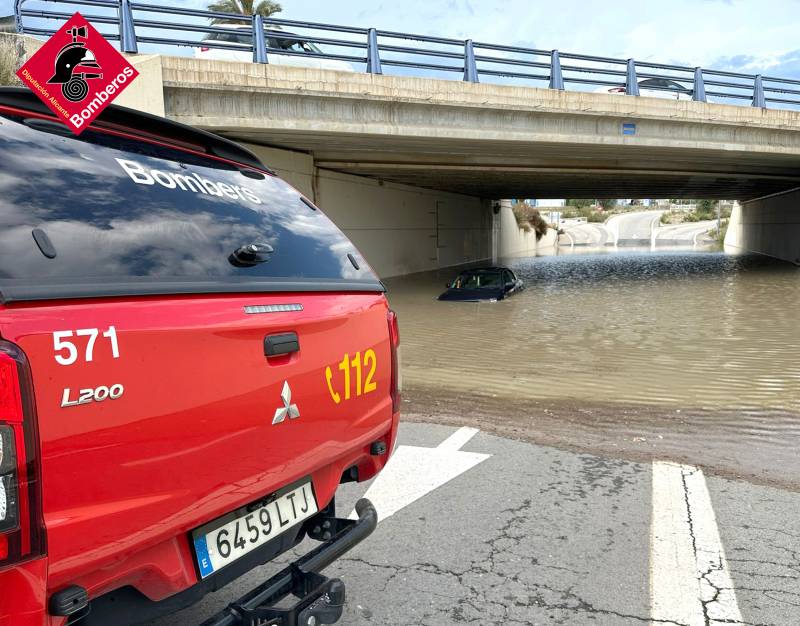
[725,190,800,264]
[497,200,558,257]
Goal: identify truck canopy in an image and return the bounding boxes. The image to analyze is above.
[0,95,382,303]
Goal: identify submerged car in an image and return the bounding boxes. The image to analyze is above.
[438,267,524,302]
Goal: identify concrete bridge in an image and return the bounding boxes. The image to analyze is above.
[153,55,800,269]
[13,35,800,274]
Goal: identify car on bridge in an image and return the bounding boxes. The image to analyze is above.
[438,267,524,302]
[196,24,355,72]
[595,77,694,100]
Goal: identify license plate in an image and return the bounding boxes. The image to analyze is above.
[191,481,318,579]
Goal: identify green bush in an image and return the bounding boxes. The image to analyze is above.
[695,199,719,221]
[562,201,606,223]
[512,203,549,240]
[565,199,593,209]
[708,219,729,245]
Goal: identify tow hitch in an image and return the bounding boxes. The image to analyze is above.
[200,498,377,626]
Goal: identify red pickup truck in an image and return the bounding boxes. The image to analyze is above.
[0,87,400,626]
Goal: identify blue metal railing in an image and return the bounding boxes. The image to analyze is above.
[13,0,800,110]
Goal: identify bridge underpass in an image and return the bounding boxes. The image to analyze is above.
[77,50,800,272]
[9,30,800,626]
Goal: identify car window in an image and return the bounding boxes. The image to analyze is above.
[271,36,317,54]
[667,80,692,94]
[0,111,379,301]
[205,31,251,45]
[481,273,502,287]
[640,78,691,93]
[641,78,670,88]
[452,271,501,289]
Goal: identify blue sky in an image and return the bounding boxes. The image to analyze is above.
[7,0,800,79]
[181,0,800,77]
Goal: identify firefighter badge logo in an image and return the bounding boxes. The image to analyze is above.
[17,13,138,135]
[48,25,103,103]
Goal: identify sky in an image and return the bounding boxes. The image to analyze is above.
[5,0,800,79]
[179,0,800,77]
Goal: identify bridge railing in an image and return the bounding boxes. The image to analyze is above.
[14,0,800,110]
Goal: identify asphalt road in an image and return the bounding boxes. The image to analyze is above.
[561,222,613,246]
[149,422,800,626]
[654,220,718,246]
[562,212,717,249]
[608,210,663,246]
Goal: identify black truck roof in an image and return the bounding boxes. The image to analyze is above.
[0,86,268,172]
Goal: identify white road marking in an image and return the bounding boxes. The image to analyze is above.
[436,426,479,450]
[650,462,743,626]
[650,214,661,249]
[350,427,490,522]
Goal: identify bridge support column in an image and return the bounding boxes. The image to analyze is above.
[725,191,800,264]
[497,199,558,259]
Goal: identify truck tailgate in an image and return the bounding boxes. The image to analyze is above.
[0,291,393,589]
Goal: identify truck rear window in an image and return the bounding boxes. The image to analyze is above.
[0,111,381,302]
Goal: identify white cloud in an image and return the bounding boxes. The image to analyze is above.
[179,0,800,74]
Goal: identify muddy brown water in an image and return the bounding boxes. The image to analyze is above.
[385,250,800,488]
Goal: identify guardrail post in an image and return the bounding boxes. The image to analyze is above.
[14,0,24,33]
[549,50,564,90]
[366,28,382,74]
[463,39,479,83]
[692,67,706,102]
[625,59,639,95]
[118,0,138,54]
[752,74,766,108]
[252,15,268,64]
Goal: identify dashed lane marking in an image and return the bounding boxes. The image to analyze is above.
[650,461,743,625]
[349,427,491,522]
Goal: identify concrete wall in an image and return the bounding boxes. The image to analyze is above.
[497,200,558,258]
[244,143,492,278]
[116,54,166,117]
[316,169,491,277]
[725,189,800,264]
[245,145,315,198]
[158,54,800,201]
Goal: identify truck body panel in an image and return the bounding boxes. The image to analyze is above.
[0,88,400,624]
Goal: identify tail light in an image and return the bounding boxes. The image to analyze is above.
[610,87,627,93]
[387,310,401,413]
[0,341,45,569]
[200,47,210,52]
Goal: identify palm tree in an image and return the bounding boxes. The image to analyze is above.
[208,0,282,24]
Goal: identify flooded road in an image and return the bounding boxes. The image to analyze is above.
[386,250,800,488]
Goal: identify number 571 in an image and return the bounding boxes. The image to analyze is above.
[53,326,120,366]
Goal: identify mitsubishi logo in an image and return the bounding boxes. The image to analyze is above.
[272,381,300,425]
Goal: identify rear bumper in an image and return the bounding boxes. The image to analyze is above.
[200,498,377,626]
[0,558,49,626]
